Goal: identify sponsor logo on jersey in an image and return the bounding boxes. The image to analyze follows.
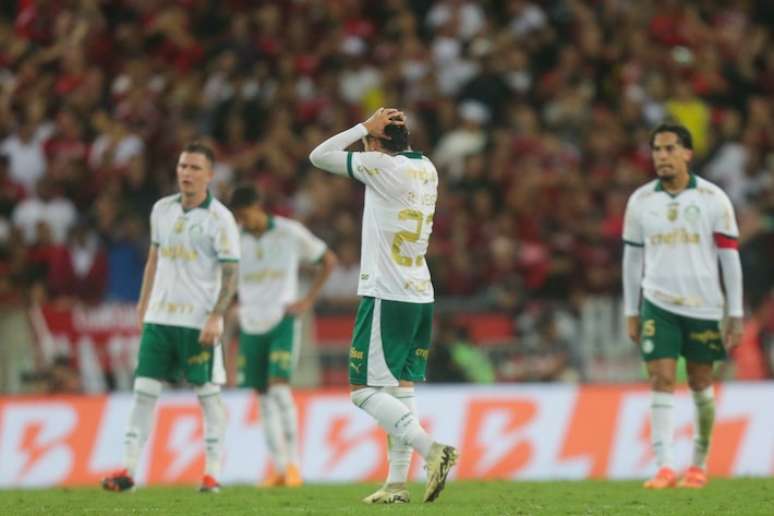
[243,269,285,283]
[153,302,195,315]
[648,228,700,246]
[160,244,199,261]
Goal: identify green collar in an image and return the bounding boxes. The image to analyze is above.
[397,151,424,160]
[655,174,697,197]
[178,191,213,212]
[243,214,275,239]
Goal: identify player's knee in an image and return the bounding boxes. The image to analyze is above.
[688,376,712,392]
[134,377,162,397]
[649,373,675,392]
[193,382,221,397]
[350,386,378,408]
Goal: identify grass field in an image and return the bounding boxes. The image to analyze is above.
[1,479,773,515]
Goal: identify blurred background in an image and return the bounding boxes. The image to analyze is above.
[1,0,773,397]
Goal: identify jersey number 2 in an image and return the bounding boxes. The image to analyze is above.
[391,209,432,267]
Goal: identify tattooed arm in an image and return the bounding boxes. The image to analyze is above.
[199,261,239,346]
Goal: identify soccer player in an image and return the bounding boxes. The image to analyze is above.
[622,123,743,489]
[102,142,241,493]
[228,183,337,487]
[309,108,458,504]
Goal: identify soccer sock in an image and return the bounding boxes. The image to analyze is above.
[124,377,162,477]
[268,384,300,468]
[651,391,675,469]
[384,386,415,485]
[351,387,433,458]
[691,386,715,469]
[195,383,227,478]
[259,393,288,473]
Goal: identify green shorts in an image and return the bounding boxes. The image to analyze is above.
[639,299,726,363]
[349,296,433,387]
[136,323,223,385]
[238,316,297,392]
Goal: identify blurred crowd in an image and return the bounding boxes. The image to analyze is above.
[1,0,773,384]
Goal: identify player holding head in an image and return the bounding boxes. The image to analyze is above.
[102,142,241,493]
[228,183,337,488]
[309,108,458,504]
[622,123,743,489]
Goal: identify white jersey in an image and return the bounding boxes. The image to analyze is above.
[623,175,739,319]
[145,193,241,329]
[347,149,438,303]
[238,216,327,334]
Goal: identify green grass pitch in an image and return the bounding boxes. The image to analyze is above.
[1,479,773,515]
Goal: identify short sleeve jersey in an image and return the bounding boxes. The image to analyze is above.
[145,193,241,329]
[346,150,438,303]
[238,216,327,334]
[622,175,739,320]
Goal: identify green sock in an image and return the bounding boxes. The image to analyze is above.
[692,386,715,468]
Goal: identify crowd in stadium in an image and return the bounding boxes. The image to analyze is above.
[1,0,773,384]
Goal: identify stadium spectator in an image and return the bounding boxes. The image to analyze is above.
[0,0,771,387]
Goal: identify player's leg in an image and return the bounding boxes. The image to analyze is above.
[362,381,414,504]
[103,323,172,492]
[640,300,681,489]
[679,361,714,488]
[349,298,433,453]
[240,329,287,485]
[266,316,302,486]
[194,382,226,493]
[402,301,458,503]
[680,318,724,488]
[182,326,227,492]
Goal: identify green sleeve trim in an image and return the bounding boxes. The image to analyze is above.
[346,151,354,179]
[623,239,644,247]
[218,258,240,263]
[151,241,160,247]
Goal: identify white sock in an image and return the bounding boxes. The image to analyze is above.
[195,383,226,478]
[351,387,433,458]
[124,377,162,477]
[692,386,715,469]
[651,391,675,469]
[384,386,415,485]
[268,384,300,467]
[259,393,288,473]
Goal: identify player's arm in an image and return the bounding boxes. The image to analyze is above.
[622,194,645,343]
[286,249,338,315]
[713,193,744,351]
[200,211,242,346]
[308,108,405,176]
[136,244,158,328]
[200,261,239,346]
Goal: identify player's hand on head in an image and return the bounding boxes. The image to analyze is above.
[363,107,405,139]
[723,316,743,352]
